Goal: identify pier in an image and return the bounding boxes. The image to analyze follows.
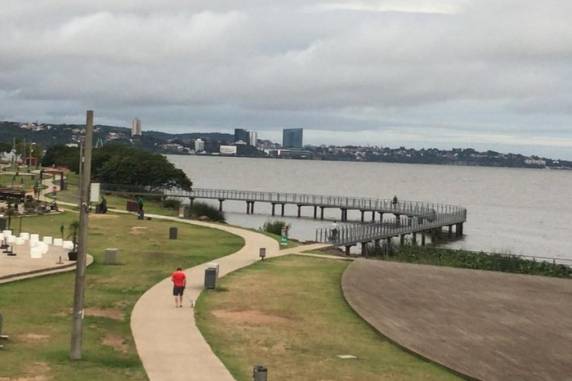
[101,184,467,252]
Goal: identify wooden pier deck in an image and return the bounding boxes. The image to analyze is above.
[101,184,467,251]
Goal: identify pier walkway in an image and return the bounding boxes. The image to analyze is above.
[101,184,468,253]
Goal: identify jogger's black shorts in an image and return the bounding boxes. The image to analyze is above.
[173,286,185,296]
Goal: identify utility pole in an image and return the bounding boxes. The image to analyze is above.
[70,110,94,360]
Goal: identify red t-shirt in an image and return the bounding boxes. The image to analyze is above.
[171,271,186,287]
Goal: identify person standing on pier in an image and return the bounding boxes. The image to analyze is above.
[331,221,339,241]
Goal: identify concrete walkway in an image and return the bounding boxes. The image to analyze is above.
[39,182,333,380]
[130,215,329,381]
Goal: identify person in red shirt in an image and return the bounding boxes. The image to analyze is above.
[171,267,187,308]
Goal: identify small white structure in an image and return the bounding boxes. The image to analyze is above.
[20,232,30,240]
[53,238,63,247]
[30,247,43,259]
[30,234,40,244]
[14,237,25,246]
[2,230,12,237]
[42,236,53,245]
[62,241,74,250]
[37,242,49,255]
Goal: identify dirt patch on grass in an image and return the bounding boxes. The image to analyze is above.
[130,226,148,235]
[85,307,124,321]
[17,333,51,343]
[102,334,128,354]
[0,362,52,381]
[212,309,290,325]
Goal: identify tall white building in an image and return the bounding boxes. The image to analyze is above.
[249,131,258,146]
[131,118,142,136]
[194,138,205,152]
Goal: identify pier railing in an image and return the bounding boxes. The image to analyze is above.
[100,183,464,218]
[315,206,467,246]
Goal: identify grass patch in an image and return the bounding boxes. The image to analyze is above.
[0,211,244,380]
[196,255,460,381]
[48,172,178,217]
[374,246,572,278]
[258,231,300,249]
[0,172,37,190]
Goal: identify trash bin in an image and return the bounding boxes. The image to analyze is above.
[253,365,268,381]
[169,227,178,240]
[206,262,219,277]
[204,268,217,289]
[0,217,6,231]
[104,248,119,265]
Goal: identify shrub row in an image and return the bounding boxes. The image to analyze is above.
[371,245,571,278]
[186,201,225,222]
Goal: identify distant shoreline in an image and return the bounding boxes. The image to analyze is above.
[165,152,572,171]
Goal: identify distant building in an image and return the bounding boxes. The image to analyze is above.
[282,128,303,148]
[524,158,546,166]
[220,145,238,155]
[234,128,249,144]
[0,150,19,164]
[249,131,258,147]
[205,140,221,153]
[194,138,205,152]
[131,118,142,136]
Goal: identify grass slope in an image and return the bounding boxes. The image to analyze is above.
[49,172,178,216]
[0,211,243,380]
[196,255,460,381]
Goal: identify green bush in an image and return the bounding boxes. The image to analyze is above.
[375,245,572,278]
[187,202,225,222]
[262,220,287,235]
[162,198,181,210]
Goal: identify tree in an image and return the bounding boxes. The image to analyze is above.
[42,143,192,190]
[95,147,192,190]
[41,145,80,171]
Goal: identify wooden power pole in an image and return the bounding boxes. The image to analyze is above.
[70,110,94,360]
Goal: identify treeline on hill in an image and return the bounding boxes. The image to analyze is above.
[42,144,192,190]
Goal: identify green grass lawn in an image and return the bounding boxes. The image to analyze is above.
[253,230,300,249]
[0,211,244,380]
[196,255,460,381]
[0,172,38,190]
[48,172,179,216]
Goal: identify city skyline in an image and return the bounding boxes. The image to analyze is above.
[1,1,572,159]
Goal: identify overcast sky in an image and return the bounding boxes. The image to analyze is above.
[1,0,571,158]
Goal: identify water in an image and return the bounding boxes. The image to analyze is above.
[168,155,572,260]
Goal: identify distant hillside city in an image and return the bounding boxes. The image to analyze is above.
[0,120,571,170]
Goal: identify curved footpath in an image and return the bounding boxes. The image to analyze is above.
[130,215,329,381]
[38,183,331,380]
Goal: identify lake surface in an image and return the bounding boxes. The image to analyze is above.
[168,155,572,261]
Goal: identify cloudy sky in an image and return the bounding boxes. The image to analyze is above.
[1,0,571,158]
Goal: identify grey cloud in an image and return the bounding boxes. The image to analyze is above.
[1,0,571,157]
